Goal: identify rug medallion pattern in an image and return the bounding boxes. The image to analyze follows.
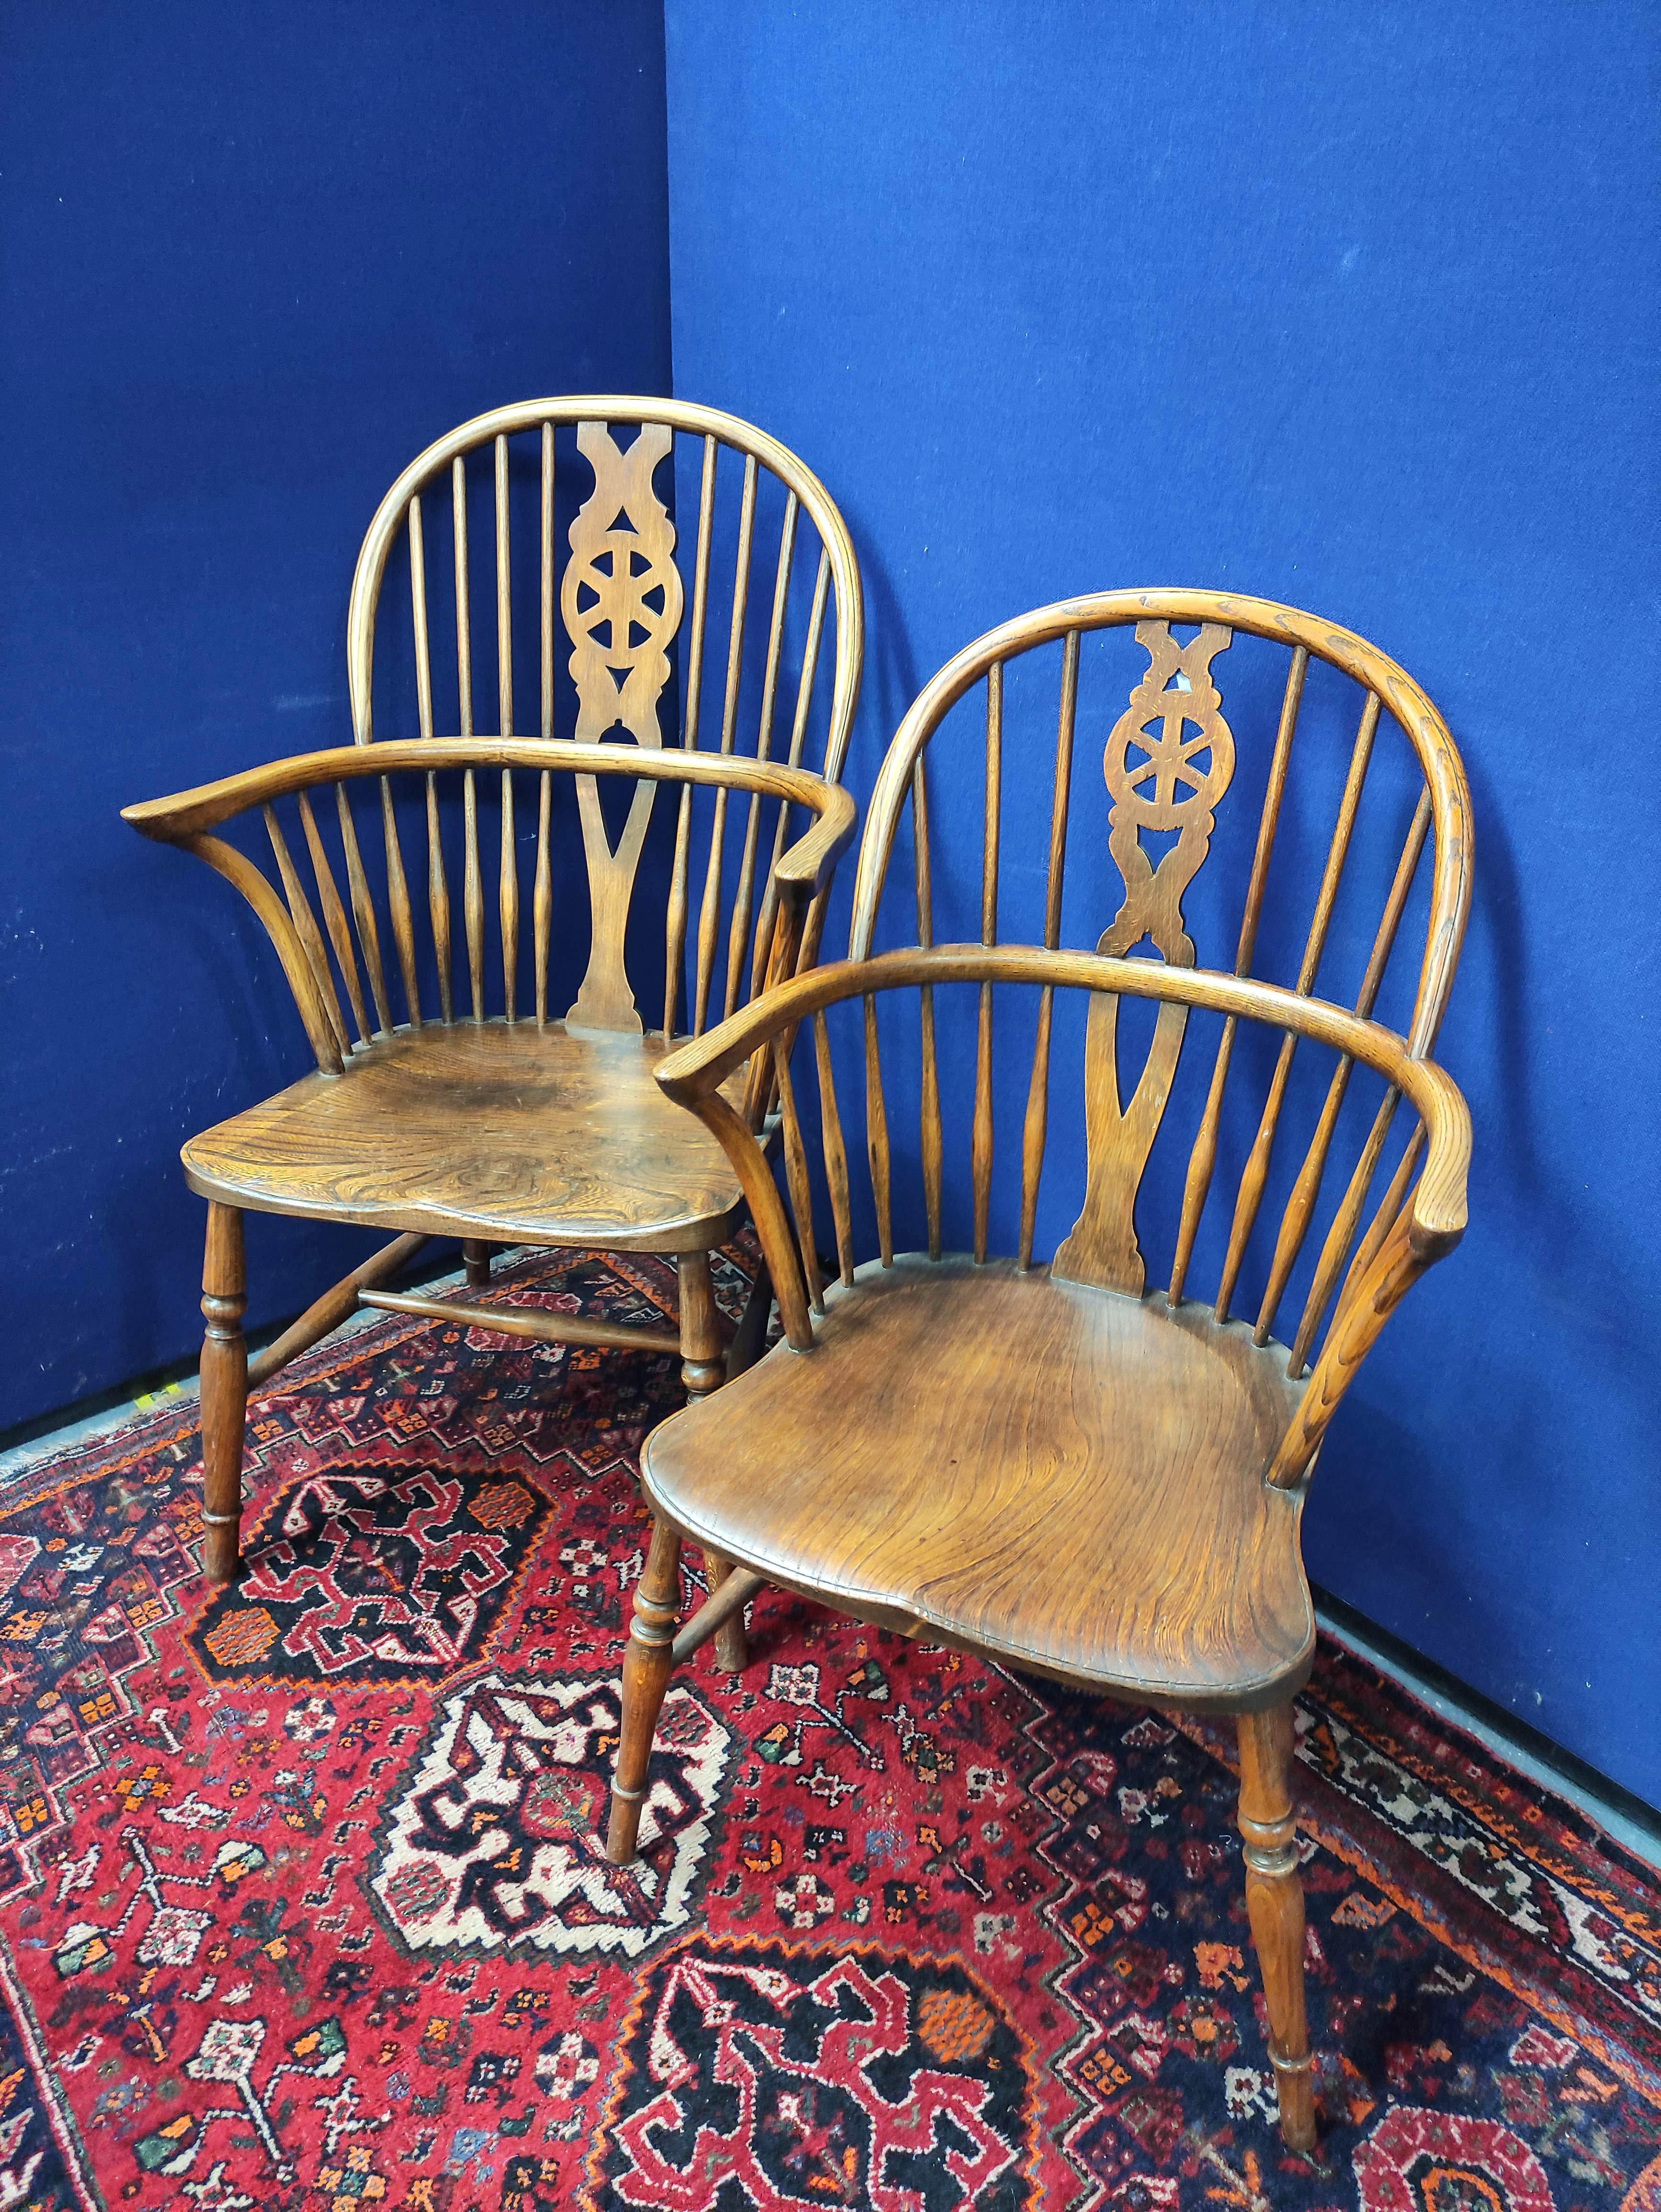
[0,1248,1655,2210]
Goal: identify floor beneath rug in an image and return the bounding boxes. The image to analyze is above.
[0,1246,1656,2211]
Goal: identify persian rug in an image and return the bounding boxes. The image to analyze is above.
[0,1245,1656,2212]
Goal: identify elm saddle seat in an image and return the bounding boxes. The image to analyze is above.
[180,1019,754,1252]
[643,1252,1313,1708]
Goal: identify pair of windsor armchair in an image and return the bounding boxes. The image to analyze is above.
[128,397,1472,2158]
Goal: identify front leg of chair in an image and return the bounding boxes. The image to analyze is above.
[678,1249,748,1673]
[199,1203,249,1585]
[607,1515,682,1865]
[1236,1701,1317,2152]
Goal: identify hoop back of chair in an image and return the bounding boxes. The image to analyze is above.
[835,590,1472,1366]
[343,398,863,1038]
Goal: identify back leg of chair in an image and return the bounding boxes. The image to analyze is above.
[199,1202,249,1585]
[725,1255,775,1383]
[607,1513,682,1864]
[1236,1700,1317,2152]
[462,1238,493,1287]
[678,1249,749,1673]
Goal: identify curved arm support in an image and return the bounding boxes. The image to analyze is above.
[1266,1198,1445,1491]
[179,833,345,1073]
[686,1092,815,1351]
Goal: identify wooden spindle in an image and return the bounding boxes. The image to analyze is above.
[499,772,518,1022]
[981,660,1003,947]
[297,791,368,1040]
[495,433,513,738]
[814,1010,854,1287]
[663,787,690,1035]
[1019,630,1079,1270]
[379,778,420,1028]
[540,421,554,737]
[1344,1119,1425,1296]
[864,994,893,1267]
[750,547,830,1006]
[1169,646,1306,1307]
[495,434,518,1019]
[726,492,797,1018]
[452,456,484,1019]
[410,496,445,1024]
[972,664,1002,1264]
[410,493,435,743]
[534,768,552,1025]
[264,803,349,1055]
[1288,1086,1401,1376]
[463,767,484,1021]
[535,420,554,1023]
[664,815,692,1033]
[1214,691,1380,1321]
[1253,790,1431,1343]
[915,756,942,1260]
[426,771,453,1023]
[972,1001,995,1263]
[664,435,717,1041]
[453,456,473,738]
[741,895,801,1129]
[1018,994,1052,1274]
[771,1029,824,1315]
[693,452,757,1035]
[333,785,392,1033]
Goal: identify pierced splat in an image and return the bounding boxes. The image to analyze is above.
[561,421,685,1030]
[1053,621,1235,1294]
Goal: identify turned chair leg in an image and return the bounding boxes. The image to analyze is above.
[678,1250,748,1674]
[199,1202,249,1585]
[462,1238,493,1288]
[1237,1701,1317,2152]
[607,1514,682,1864]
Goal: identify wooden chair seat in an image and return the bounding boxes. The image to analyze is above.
[642,1253,1314,1710]
[180,1018,751,1250]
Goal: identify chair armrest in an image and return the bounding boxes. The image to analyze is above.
[123,737,856,851]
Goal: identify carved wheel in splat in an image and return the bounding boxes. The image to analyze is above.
[561,421,685,1032]
[1053,620,1236,1294]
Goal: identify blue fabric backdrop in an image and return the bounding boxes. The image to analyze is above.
[3,0,1655,1810]
[0,0,672,1428]
[662,0,1661,1803]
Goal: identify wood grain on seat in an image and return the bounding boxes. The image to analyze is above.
[182,1020,751,1252]
[643,1255,1314,1709]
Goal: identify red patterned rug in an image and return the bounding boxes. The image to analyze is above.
[0,1246,1657,2212]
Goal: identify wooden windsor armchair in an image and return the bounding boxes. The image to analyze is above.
[607,590,1473,2155]
[123,398,862,1622]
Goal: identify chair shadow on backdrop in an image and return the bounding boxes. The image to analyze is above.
[609,587,1474,2156]
[122,399,864,1689]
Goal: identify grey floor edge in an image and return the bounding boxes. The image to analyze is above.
[1314,1605,1661,1875]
